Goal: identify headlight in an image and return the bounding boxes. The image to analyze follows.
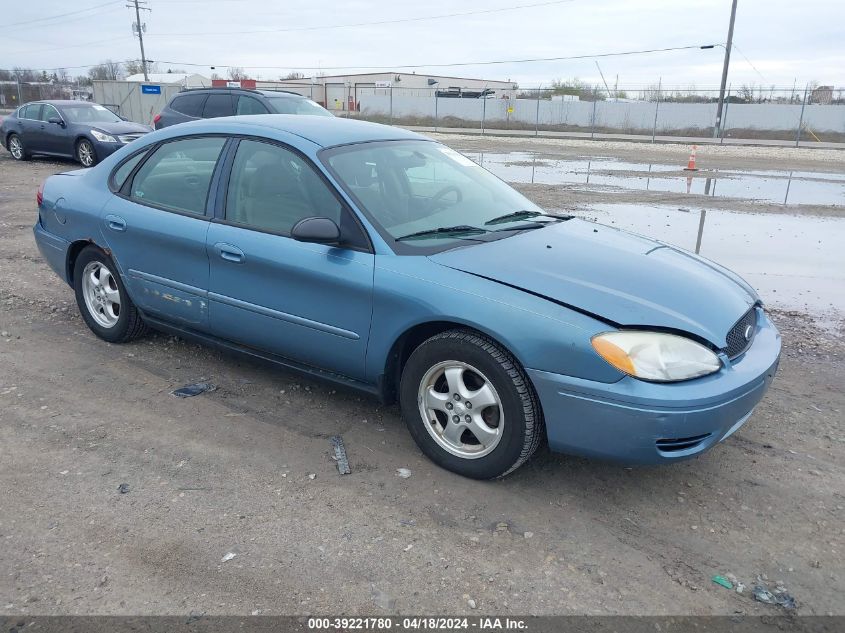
[90,129,117,143]
[591,331,721,382]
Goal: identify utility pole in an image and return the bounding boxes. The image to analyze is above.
[127,0,151,81]
[713,0,738,137]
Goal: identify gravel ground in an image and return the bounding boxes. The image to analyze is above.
[0,143,843,617]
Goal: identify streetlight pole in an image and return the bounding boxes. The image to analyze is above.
[713,0,738,137]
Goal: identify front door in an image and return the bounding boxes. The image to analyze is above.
[101,136,228,327]
[206,138,374,379]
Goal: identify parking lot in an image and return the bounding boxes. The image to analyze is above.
[0,136,843,616]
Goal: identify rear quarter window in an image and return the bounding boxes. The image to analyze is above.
[170,93,208,117]
[110,149,150,192]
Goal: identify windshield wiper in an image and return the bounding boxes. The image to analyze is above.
[484,210,562,226]
[395,225,488,242]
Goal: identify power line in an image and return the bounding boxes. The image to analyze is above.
[5,0,123,28]
[149,0,577,37]
[731,42,769,83]
[150,44,717,72]
[1,43,720,74]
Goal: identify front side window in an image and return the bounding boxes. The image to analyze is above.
[225,139,342,235]
[129,137,226,215]
[324,141,543,250]
[61,104,122,124]
[39,104,61,122]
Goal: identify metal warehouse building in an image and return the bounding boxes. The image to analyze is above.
[214,72,518,112]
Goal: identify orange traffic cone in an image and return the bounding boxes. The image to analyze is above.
[684,145,698,171]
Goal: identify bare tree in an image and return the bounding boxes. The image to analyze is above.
[280,71,305,81]
[227,67,247,81]
[88,60,122,81]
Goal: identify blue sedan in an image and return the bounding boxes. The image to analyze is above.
[2,100,151,167]
[32,115,781,478]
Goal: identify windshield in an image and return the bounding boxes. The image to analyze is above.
[267,96,333,117]
[60,104,122,124]
[324,141,545,250]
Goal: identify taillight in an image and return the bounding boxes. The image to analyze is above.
[36,182,44,207]
[153,113,162,125]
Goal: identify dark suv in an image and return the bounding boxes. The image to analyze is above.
[153,88,332,129]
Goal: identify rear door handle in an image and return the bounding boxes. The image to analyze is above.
[215,242,245,263]
[105,214,127,232]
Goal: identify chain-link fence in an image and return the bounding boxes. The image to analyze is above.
[0,81,79,111]
[349,85,845,145]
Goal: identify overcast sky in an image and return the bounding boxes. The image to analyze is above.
[3,0,843,91]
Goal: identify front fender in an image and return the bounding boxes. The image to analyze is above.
[366,256,624,385]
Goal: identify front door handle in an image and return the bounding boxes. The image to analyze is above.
[105,214,127,232]
[215,242,245,263]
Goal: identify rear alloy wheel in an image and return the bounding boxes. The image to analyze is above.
[400,329,544,479]
[73,246,146,343]
[76,139,97,167]
[8,134,29,161]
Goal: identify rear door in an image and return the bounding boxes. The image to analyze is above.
[206,137,375,379]
[37,104,70,155]
[162,92,207,127]
[17,104,43,149]
[101,135,228,328]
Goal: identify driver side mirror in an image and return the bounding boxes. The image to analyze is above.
[48,117,65,128]
[291,216,341,245]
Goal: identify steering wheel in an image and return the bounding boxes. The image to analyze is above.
[428,185,463,211]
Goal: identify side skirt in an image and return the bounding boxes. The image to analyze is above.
[140,313,383,401]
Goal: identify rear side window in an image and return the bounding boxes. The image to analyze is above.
[202,94,234,118]
[21,104,43,120]
[111,150,149,191]
[170,93,207,117]
[129,137,226,215]
[236,95,268,115]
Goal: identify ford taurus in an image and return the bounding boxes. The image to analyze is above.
[32,115,781,478]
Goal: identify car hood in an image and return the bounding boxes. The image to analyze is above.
[88,121,152,135]
[429,219,759,348]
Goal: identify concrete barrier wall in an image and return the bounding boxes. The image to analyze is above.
[93,81,182,126]
[359,95,845,133]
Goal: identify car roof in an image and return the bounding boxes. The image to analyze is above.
[166,114,428,149]
[176,88,306,98]
[32,100,96,106]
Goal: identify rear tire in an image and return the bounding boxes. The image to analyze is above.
[8,134,30,161]
[399,329,544,479]
[76,138,97,167]
[73,246,146,343]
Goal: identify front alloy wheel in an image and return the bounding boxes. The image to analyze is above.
[418,360,504,459]
[400,329,544,479]
[77,139,96,167]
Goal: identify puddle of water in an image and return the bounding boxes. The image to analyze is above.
[571,203,845,314]
[464,151,845,206]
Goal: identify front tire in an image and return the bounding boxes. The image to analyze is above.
[400,329,544,479]
[76,138,97,167]
[73,246,146,343]
[8,134,30,161]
